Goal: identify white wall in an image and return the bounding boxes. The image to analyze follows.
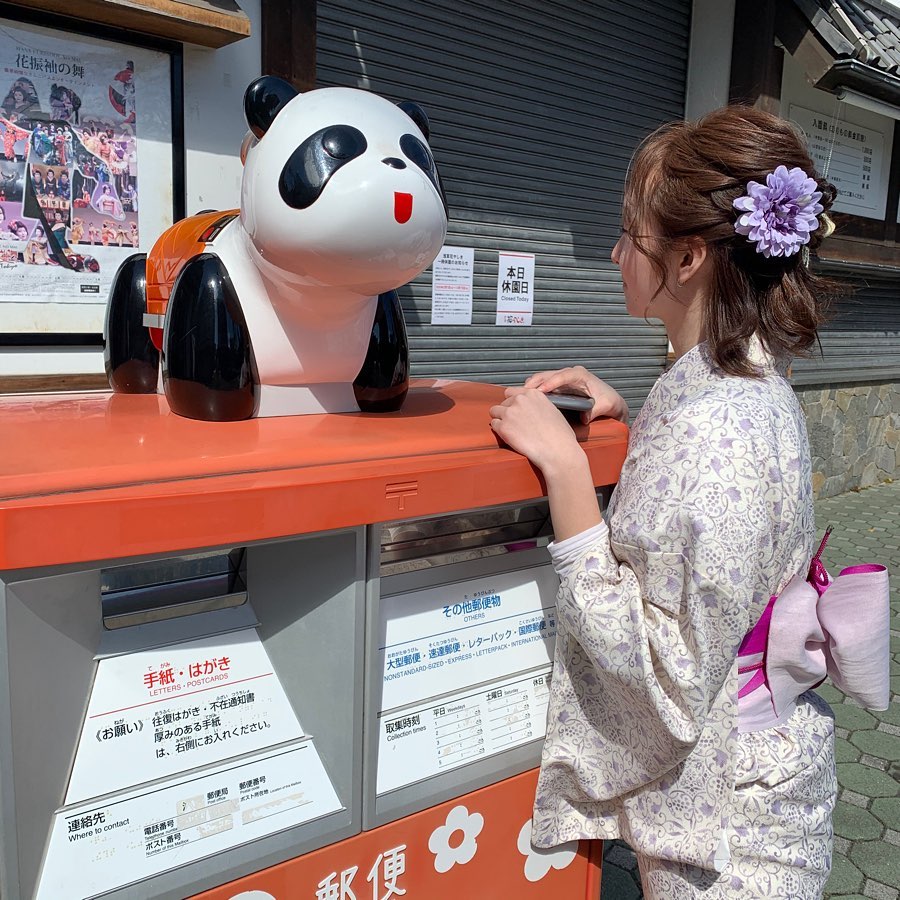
[684,0,735,122]
[0,0,261,379]
[183,0,262,216]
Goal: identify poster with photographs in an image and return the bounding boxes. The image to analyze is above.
[0,17,174,335]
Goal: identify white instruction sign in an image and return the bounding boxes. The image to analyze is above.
[37,741,342,899]
[496,251,535,326]
[66,628,305,804]
[377,667,551,793]
[430,245,474,325]
[376,565,558,790]
[379,565,558,712]
[790,104,886,217]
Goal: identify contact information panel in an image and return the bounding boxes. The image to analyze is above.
[376,565,558,793]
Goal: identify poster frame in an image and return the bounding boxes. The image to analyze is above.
[0,1,184,346]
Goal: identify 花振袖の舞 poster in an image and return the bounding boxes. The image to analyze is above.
[0,17,173,334]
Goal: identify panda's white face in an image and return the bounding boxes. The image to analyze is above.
[241,87,448,296]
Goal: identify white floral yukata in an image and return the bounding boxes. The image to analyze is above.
[532,341,836,898]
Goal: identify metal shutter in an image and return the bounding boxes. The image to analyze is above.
[317,0,690,412]
[791,275,900,384]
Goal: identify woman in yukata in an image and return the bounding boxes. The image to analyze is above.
[25,224,50,265]
[490,106,845,898]
[96,182,124,220]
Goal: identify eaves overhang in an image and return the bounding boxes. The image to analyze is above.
[779,0,900,112]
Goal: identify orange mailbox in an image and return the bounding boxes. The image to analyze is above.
[0,381,626,900]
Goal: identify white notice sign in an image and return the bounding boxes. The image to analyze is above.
[790,104,886,217]
[37,741,342,900]
[430,245,475,325]
[376,565,558,791]
[495,251,535,326]
[377,668,551,793]
[66,628,305,804]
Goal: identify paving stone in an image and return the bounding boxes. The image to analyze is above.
[605,843,638,871]
[885,828,900,847]
[842,790,871,809]
[836,737,862,763]
[860,754,890,771]
[863,881,900,900]
[817,683,846,704]
[834,801,884,840]
[829,895,867,900]
[834,704,878,731]
[851,730,900,762]
[871,797,900,830]
[877,702,900,728]
[827,852,864,894]
[600,862,642,900]
[837,763,899,797]
[851,840,900,887]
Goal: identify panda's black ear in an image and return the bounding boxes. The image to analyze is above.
[397,101,430,141]
[244,76,299,139]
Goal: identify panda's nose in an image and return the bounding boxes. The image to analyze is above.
[382,157,406,169]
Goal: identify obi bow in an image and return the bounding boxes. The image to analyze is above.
[738,531,890,721]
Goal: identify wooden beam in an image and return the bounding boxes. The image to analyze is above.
[0,373,110,393]
[730,0,784,115]
[261,0,316,91]
[816,233,900,269]
[4,0,251,48]
[775,0,840,86]
[884,119,900,244]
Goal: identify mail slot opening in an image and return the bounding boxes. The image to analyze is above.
[379,501,554,576]
[100,548,247,630]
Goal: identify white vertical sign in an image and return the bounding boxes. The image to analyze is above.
[496,251,535,326]
[430,245,474,325]
[789,104,886,218]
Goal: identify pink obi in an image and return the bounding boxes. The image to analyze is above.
[737,559,890,733]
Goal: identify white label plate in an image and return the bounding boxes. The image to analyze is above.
[66,628,305,803]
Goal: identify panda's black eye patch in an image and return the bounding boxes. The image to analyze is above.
[322,125,367,160]
[400,133,448,217]
[279,125,368,210]
[399,134,434,174]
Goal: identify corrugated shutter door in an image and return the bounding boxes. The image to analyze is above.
[317,0,689,411]
[791,276,900,384]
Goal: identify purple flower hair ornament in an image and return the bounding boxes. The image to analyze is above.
[733,165,823,258]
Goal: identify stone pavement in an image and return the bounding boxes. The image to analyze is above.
[599,479,900,899]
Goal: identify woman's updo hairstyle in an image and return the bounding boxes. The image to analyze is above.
[623,105,839,377]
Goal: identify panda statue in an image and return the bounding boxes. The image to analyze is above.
[104,75,449,421]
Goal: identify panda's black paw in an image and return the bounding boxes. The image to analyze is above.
[163,254,259,421]
[354,288,409,412]
[104,253,159,393]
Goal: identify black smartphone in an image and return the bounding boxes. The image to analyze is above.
[546,392,594,413]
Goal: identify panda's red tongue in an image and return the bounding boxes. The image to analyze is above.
[394,192,413,224]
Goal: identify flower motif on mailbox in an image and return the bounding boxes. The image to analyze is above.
[516,819,578,882]
[228,892,277,900]
[428,804,484,873]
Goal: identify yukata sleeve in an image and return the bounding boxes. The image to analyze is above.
[548,402,772,795]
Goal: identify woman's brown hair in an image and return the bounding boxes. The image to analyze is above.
[623,105,839,377]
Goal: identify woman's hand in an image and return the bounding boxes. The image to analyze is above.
[489,387,585,477]
[524,366,628,423]
[489,387,602,541]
